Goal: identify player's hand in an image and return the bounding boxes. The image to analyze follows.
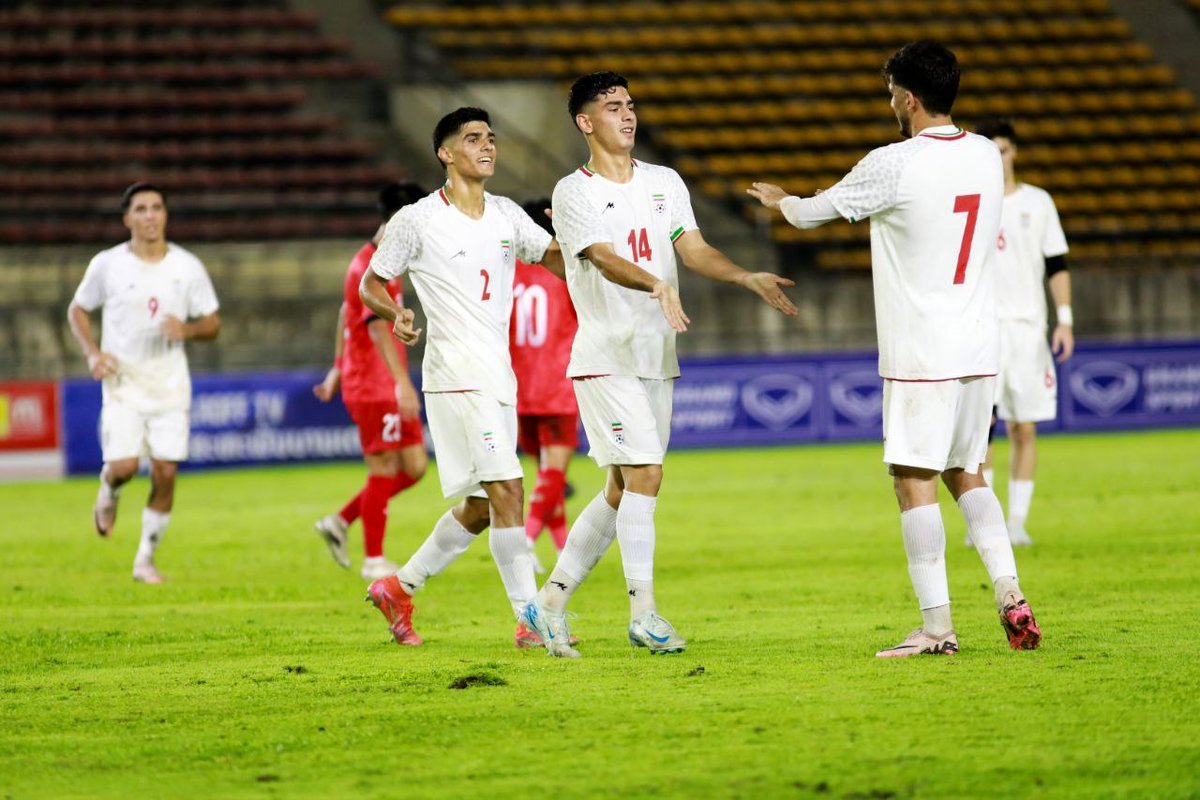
[87,351,118,380]
[395,382,421,420]
[651,280,690,333]
[746,182,790,210]
[312,367,340,402]
[1051,324,1075,363]
[740,272,798,317]
[159,314,188,341]
[391,308,422,345]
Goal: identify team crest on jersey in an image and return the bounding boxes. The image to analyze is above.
[482,430,497,453]
[651,193,666,215]
[500,239,512,263]
[610,421,625,445]
[1021,212,1032,228]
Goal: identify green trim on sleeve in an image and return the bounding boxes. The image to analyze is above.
[670,226,685,241]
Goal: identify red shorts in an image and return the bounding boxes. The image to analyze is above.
[346,400,424,454]
[517,413,579,457]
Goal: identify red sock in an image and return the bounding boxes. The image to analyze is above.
[338,491,363,525]
[391,471,418,497]
[361,475,393,558]
[546,501,568,551]
[527,467,565,537]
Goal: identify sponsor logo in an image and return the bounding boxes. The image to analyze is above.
[741,373,813,431]
[603,202,616,213]
[1069,360,1138,417]
[450,249,466,259]
[829,370,883,426]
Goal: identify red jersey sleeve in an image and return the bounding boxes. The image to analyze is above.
[509,260,578,415]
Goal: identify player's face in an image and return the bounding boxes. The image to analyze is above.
[441,121,497,180]
[887,78,914,138]
[993,135,1017,177]
[580,86,636,153]
[122,190,167,243]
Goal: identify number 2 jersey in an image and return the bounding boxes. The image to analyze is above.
[369,187,552,406]
[72,242,219,414]
[823,125,1004,381]
[509,260,578,416]
[551,160,698,380]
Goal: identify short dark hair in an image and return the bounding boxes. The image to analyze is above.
[520,198,553,236]
[568,71,629,123]
[377,182,426,221]
[432,107,490,168]
[883,41,960,116]
[121,181,166,212]
[974,116,1019,145]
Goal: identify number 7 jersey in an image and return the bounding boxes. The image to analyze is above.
[551,160,698,380]
[823,125,1004,381]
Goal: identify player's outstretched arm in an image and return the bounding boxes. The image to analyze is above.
[313,302,346,401]
[583,242,689,332]
[360,269,421,345]
[67,301,117,380]
[746,182,841,231]
[537,239,567,280]
[673,230,797,317]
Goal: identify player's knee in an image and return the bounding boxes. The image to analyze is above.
[106,459,139,484]
[403,451,428,481]
[1010,422,1037,446]
[625,464,663,496]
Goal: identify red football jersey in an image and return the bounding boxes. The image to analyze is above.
[341,242,410,403]
[509,261,578,415]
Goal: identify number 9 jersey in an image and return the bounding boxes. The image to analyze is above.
[822,126,1004,382]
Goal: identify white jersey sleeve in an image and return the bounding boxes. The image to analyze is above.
[72,252,109,312]
[664,167,699,239]
[492,195,552,264]
[182,252,219,317]
[370,204,422,280]
[552,177,611,258]
[823,146,905,223]
[1041,193,1069,258]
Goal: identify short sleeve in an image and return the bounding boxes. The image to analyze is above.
[370,205,421,279]
[822,146,904,223]
[664,168,699,242]
[493,195,552,264]
[72,253,108,312]
[186,261,220,317]
[551,178,610,259]
[1040,193,1069,258]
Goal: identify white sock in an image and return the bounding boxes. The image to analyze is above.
[1008,479,1035,527]
[540,492,618,611]
[489,525,537,617]
[395,510,476,594]
[921,604,954,636]
[616,491,658,619]
[135,508,169,565]
[900,504,950,612]
[982,467,994,488]
[957,487,1020,605]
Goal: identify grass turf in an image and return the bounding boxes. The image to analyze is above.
[1,430,1198,798]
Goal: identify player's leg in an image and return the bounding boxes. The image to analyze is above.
[1000,323,1057,546]
[131,411,189,583]
[517,414,547,546]
[1006,422,1037,545]
[875,380,958,657]
[536,442,574,551]
[358,448,402,579]
[93,402,143,537]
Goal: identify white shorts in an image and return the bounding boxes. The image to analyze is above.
[995,320,1058,423]
[574,376,673,468]
[100,403,190,463]
[882,376,994,473]
[424,391,522,499]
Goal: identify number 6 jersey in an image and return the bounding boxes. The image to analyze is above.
[551,160,698,380]
[822,125,1004,381]
[369,187,552,405]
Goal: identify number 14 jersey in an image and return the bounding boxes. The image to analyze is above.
[552,160,698,380]
[823,126,1004,381]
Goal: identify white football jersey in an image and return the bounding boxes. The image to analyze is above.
[552,160,698,379]
[824,125,1004,381]
[72,242,219,413]
[994,183,1068,324]
[370,187,552,405]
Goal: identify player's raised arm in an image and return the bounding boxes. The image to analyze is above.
[747,182,843,231]
[672,229,797,317]
[581,241,689,332]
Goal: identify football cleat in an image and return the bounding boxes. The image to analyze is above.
[366,576,423,646]
[628,611,687,655]
[360,557,399,581]
[93,482,118,538]
[519,598,579,658]
[1007,523,1034,547]
[875,628,959,658]
[999,596,1042,650]
[513,621,579,650]
[313,514,351,568]
[131,560,165,584]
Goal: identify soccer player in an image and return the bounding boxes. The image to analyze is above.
[67,182,220,583]
[312,182,429,579]
[521,71,798,658]
[510,198,580,575]
[748,41,1042,656]
[974,117,1074,547]
[359,107,566,648]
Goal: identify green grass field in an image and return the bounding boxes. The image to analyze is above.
[2,430,1199,799]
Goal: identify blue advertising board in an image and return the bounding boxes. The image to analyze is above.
[60,341,1199,474]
